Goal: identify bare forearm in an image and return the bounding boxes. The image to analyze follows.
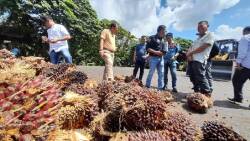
[57,35,71,42]
[100,39,104,50]
[191,44,210,54]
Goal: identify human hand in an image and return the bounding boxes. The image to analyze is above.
[235,63,243,70]
[49,39,59,43]
[99,50,104,57]
[41,36,48,43]
[171,56,177,61]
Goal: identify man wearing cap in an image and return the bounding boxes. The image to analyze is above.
[228,26,250,105]
[163,33,179,92]
[146,25,168,90]
[99,22,118,81]
[186,21,214,96]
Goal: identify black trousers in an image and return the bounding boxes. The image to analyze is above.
[133,60,145,80]
[232,67,250,101]
[189,61,211,94]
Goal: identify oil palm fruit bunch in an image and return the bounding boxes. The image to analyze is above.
[187,93,213,113]
[110,131,166,141]
[56,91,98,130]
[201,121,246,141]
[161,112,202,141]
[102,86,168,131]
[57,71,88,88]
[41,63,76,80]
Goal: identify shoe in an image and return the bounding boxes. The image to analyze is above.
[172,88,178,93]
[227,98,243,103]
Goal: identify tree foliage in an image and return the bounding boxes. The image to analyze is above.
[174,37,193,51]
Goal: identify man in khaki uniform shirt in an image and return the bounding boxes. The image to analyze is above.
[99,22,118,81]
[186,21,214,96]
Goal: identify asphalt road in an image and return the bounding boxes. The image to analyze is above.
[78,66,250,139]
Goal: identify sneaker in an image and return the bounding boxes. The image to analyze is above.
[172,88,178,93]
[227,98,243,103]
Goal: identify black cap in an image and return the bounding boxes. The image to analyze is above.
[166,32,173,38]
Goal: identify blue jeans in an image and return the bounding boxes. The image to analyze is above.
[146,56,164,90]
[49,48,72,64]
[164,61,177,89]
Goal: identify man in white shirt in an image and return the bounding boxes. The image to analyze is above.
[228,26,250,104]
[186,21,214,96]
[41,16,72,64]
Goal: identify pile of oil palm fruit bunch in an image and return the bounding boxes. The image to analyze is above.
[0,49,246,140]
[187,93,213,113]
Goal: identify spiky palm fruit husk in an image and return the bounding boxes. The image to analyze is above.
[0,61,36,84]
[187,93,213,113]
[110,131,166,141]
[21,56,52,75]
[83,79,98,89]
[57,71,88,88]
[97,81,133,109]
[161,112,202,141]
[41,63,76,80]
[201,121,246,141]
[114,75,125,81]
[56,92,99,130]
[101,85,170,131]
[66,83,98,96]
[47,129,92,141]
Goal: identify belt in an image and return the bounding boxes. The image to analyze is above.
[103,48,115,53]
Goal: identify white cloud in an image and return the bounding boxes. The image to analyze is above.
[90,0,240,37]
[213,25,243,40]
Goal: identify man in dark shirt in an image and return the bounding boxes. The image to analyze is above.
[133,36,147,81]
[146,25,168,90]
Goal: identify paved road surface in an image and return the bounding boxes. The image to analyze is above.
[78,66,250,139]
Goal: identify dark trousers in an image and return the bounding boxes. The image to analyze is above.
[205,60,213,91]
[232,67,250,101]
[189,61,211,94]
[133,60,145,80]
[164,62,177,89]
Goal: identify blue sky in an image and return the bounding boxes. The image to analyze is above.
[171,0,250,40]
[91,0,250,40]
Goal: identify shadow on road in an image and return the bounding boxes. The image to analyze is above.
[174,92,190,103]
[214,100,250,110]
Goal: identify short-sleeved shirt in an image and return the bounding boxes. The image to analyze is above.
[47,24,70,53]
[191,32,214,63]
[237,34,250,69]
[100,29,116,52]
[164,44,180,63]
[135,44,146,61]
[146,35,168,57]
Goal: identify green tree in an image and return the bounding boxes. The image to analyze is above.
[0,0,101,64]
[174,37,193,51]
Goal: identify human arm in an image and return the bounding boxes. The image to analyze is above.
[99,30,106,57]
[133,49,136,63]
[236,37,248,68]
[186,43,211,57]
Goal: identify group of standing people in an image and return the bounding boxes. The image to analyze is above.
[40,15,250,107]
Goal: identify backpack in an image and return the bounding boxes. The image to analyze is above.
[209,42,220,60]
